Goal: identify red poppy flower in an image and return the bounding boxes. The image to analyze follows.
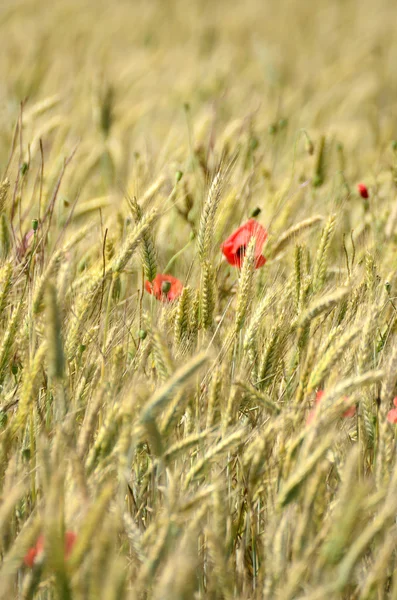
[387,397,397,424]
[306,389,356,425]
[145,274,183,302]
[221,219,267,268]
[357,183,369,199]
[24,531,77,567]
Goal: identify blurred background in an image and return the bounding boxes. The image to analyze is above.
[1,0,397,209]
[1,0,397,144]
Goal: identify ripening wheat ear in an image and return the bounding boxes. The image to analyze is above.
[200,261,216,330]
[297,286,350,354]
[46,282,65,382]
[33,250,64,315]
[14,342,47,433]
[0,262,13,317]
[294,244,303,312]
[67,484,114,571]
[0,214,11,260]
[174,285,192,347]
[299,286,351,331]
[269,215,324,258]
[235,237,256,333]
[109,208,158,274]
[312,214,336,292]
[65,277,102,359]
[257,314,288,390]
[140,352,208,424]
[197,171,222,264]
[149,325,175,382]
[140,174,167,210]
[0,179,11,260]
[307,325,362,393]
[313,134,326,187]
[0,301,23,385]
[365,252,376,303]
[0,179,10,213]
[381,342,397,406]
[357,315,378,444]
[127,195,157,282]
[243,289,273,354]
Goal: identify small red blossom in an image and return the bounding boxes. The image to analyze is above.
[24,531,77,567]
[145,274,183,302]
[387,408,397,424]
[357,183,369,199]
[306,389,356,425]
[221,219,267,268]
[387,397,397,423]
[315,390,324,404]
[306,408,317,425]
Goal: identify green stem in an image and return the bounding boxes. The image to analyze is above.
[101,274,116,381]
[163,239,193,273]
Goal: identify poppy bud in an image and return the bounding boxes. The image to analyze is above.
[32,219,38,232]
[306,140,314,155]
[175,170,183,183]
[138,329,147,340]
[161,281,172,295]
[250,207,261,218]
[303,130,314,155]
[357,183,369,199]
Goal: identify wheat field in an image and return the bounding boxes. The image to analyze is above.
[1,0,397,598]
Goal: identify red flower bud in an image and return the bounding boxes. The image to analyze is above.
[357,183,369,199]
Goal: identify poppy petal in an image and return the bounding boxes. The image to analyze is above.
[221,219,268,269]
[387,408,397,424]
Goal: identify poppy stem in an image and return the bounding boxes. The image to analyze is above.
[101,273,116,382]
[163,239,193,274]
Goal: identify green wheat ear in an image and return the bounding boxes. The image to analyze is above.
[0,214,11,260]
[127,195,157,282]
[174,285,192,347]
[0,262,13,317]
[197,171,222,264]
[269,215,324,259]
[46,282,65,381]
[312,214,336,292]
[235,236,256,333]
[200,260,216,330]
[33,250,64,315]
[109,208,158,274]
[0,179,10,214]
[0,301,23,385]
